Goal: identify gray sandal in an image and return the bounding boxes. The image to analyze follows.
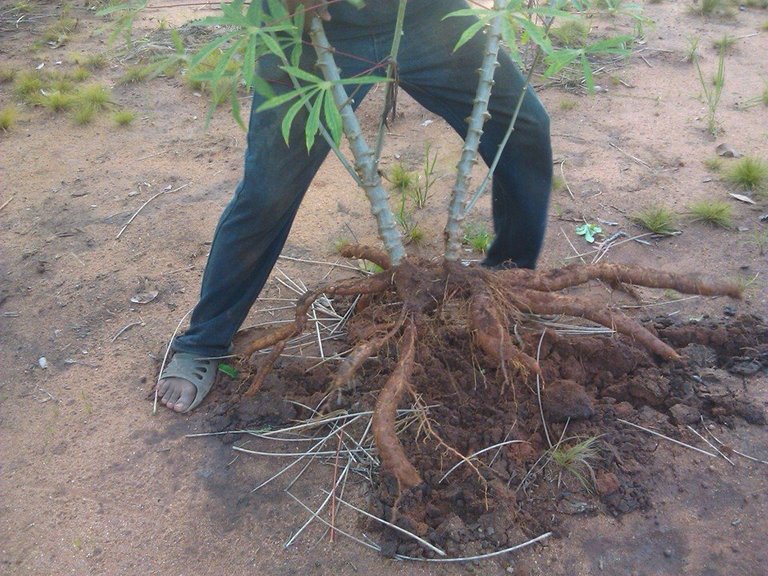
[160,352,217,413]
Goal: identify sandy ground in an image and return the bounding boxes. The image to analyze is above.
[1,1,767,575]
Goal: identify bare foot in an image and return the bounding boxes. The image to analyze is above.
[156,376,198,413]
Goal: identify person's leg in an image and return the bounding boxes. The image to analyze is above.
[397,0,552,269]
[158,25,385,412]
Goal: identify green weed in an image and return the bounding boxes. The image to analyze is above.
[42,17,78,47]
[412,142,438,209]
[548,436,601,492]
[463,222,494,254]
[73,103,97,125]
[389,163,415,192]
[551,20,589,47]
[704,157,723,172]
[0,105,19,131]
[724,156,768,194]
[684,36,700,63]
[13,70,44,100]
[631,205,679,235]
[70,66,91,82]
[39,90,76,112]
[113,109,136,126]
[75,83,112,110]
[688,200,733,228]
[713,34,736,51]
[119,64,152,84]
[695,45,726,136]
[0,66,17,83]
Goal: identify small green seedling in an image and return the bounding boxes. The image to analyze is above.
[412,142,438,209]
[688,200,733,228]
[632,206,679,235]
[576,222,602,243]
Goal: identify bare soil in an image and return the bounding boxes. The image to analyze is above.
[2,2,768,575]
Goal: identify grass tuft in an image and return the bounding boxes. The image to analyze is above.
[13,70,44,100]
[119,64,152,84]
[724,156,768,195]
[688,200,733,228]
[75,83,112,110]
[73,103,97,125]
[463,222,494,254]
[38,90,76,112]
[704,157,723,172]
[113,109,136,126]
[70,66,91,82]
[631,206,679,235]
[548,436,601,492]
[0,105,19,131]
[551,20,589,47]
[0,66,17,83]
[389,163,416,192]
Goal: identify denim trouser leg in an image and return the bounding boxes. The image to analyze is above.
[173,1,551,357]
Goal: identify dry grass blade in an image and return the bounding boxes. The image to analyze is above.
[396,531,552,563]
[686,425,734,465]
[438,439,529,483]
[321,489,447,557]
[617,418,718,458]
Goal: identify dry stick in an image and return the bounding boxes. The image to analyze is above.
[438,439,529,483]
[559,160,575,200]
[705,425,768,466]
[686,425,735,466]
[116,182,190,239]
[396,531,552,563]
[153,307,194,414]
[285,491,383,554]
[535,330,553,449]
[560,226,587,264]
[322,490,447,557]
[0,195,14,212]
[608,141,652,169]
[111,320,144,342]
[284,459,350,549]
[278,253,360,273]
[329,431,344,544]
[617,418,718,458]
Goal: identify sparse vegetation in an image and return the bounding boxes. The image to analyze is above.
[389,163,416,192]
[42,16,78,47]
[688,199,734,228]
[724,156,768,195]
[73,103,97,125]
[631,205,679,235]
[685,35,701,63]
[13,70,44,100]
[560,98,577,111]
[71,52,108,70]
[713,34,736,51]
[119,64,152,84]
[71,66,91,82]
[692,0,736,17]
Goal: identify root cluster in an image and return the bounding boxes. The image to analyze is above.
[242,246,741,493]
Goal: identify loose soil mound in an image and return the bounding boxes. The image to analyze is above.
[203,305,767,559]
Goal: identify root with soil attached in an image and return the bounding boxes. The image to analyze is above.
[242,247,742,500]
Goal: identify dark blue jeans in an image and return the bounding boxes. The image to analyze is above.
[173,0,552,357]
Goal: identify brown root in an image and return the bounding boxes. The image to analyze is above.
[328,314,406,393]
[500,263,742,298]
[469,287,541,376]
[338,244,392,270]
[243,340,286,397]
[508,288,681,361]
[372,318,422,489]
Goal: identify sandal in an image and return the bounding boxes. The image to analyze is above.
[159,352,218,413]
